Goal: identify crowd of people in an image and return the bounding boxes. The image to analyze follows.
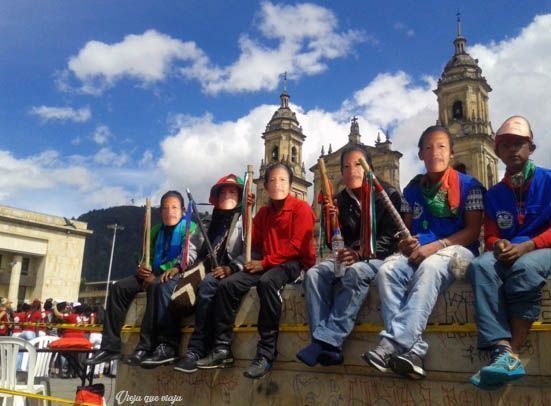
[3,115,549,392]
[0,297,115,378]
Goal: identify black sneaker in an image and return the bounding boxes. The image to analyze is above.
[122,350,150,366]
[140,344,177,368]
[362,345,394,373]
[196,347,234,369]
[174,351,201,374]
[389,351,427,379]
[243,356,272,379]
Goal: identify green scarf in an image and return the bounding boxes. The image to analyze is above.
[506,160,536,188]
[422,183,452,218]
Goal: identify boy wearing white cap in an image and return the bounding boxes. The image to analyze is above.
[469,116,551,389]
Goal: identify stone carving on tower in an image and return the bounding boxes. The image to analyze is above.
[434,15,499,188]
[254,79,311,208]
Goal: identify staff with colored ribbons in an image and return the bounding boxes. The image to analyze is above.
[358,157,411,240]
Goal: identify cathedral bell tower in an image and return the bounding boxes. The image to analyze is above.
[254,78,311,208]
[434,15,499,188]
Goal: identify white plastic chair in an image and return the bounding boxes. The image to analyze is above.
[0,337,47,406]
[28,336,59,378]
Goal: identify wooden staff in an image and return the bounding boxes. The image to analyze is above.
[245,165,254,263]
[144,197,152,267]
[358,157,411,239]
[318,157,337,229]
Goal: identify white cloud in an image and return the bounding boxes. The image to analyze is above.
[61,2,365,95]
[93,147,129,167]
[469,14,551,167]
[393,21,415,38]
[140,149,154,167]
[92,125,112,145]
[0,149,156,216]
[29,105,91,123]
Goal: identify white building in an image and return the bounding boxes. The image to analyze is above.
[0,205,92,304]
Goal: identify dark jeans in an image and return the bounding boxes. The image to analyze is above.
[186,273,221,356]
[101,273,161,353]
[212,261,302,362]
[155,276,184,349]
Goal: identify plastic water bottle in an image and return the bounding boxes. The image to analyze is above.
[332,228,345,277]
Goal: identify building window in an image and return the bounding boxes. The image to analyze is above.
[452,101,463,119]
[271,146,279,161]
[291,147,297,163]
[21,257,30,276]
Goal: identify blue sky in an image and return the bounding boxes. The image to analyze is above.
[1,1,550,216]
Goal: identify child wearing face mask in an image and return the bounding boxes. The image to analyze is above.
[172,174,246,373]
[469,116,551,390]
[196,163,316,379]
[364,125,485,380]
[297,144,402,368]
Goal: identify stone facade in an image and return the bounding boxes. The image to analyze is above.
[0,205,92,303]
[254,87,311,208]
[434,17,499,189]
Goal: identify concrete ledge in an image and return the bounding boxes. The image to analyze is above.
[116,280,551,404]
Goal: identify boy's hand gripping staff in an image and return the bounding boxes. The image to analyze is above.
[186,188,219,268]
[358,157,411,240]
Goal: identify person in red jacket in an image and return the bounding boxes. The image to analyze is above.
[11,303,27,337]
[197,162,316,379]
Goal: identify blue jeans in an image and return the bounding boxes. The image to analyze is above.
[304,258,381,348]
[469,249,551,349]
[377,245,473,357]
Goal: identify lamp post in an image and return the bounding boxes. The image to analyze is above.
[104,224,124,309]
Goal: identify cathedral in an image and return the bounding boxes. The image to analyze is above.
[254,17,497,214]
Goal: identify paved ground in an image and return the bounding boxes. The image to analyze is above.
[49,376,117,405]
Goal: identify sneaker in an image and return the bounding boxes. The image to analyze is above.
[479,351,525,385]
[470,370,505,391]
[174,351,201,374]
[389,351,427,379]
[196,347,234,369]
[362,345,394,373]
[140,344,177,368]
[243,356,272,379]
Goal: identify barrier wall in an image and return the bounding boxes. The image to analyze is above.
[115,281,551,405]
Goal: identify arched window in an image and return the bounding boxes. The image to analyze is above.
[291,147,297,163]
[271,146,279,161]
[452,101,463,119]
